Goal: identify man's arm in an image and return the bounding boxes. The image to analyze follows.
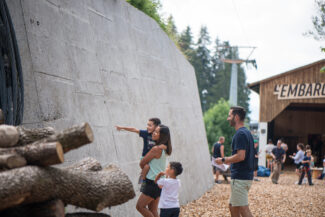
[115,125,140,134]
[282,153,286,163]
[220,145,225,158]
[216,150,245,164]
[139,147,162,168]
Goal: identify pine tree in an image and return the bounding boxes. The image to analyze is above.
[192,26,213,112]
[178,26,195,62]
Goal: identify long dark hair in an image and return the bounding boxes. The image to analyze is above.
[156,124,172,155]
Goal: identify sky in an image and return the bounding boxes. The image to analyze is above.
[160,0,324,122]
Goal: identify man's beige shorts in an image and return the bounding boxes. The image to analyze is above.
[229,179,252,207]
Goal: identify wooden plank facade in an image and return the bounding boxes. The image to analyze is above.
[249,59,325,166]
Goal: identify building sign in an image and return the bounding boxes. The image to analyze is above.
[274,83,325,99]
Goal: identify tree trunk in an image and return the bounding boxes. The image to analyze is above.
[0,164,135,211]
[0,142,64,166]
[35,122,94,153]
[0,154,26,169]
[66,213,111,217]
[16,126,55,146]
[64,157,102,171]
[0,199,65,217]
[0,125,19,147]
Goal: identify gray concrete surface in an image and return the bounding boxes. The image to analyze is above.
[7,0,214,216]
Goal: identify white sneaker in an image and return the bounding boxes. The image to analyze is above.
[295,181,299,185]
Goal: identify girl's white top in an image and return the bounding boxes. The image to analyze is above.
[157,178,181,209]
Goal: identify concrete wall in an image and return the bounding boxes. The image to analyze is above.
[7,0,214,216]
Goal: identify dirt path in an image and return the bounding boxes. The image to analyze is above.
[180,171,325,217]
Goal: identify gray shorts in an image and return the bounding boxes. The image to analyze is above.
[229,179,252,207]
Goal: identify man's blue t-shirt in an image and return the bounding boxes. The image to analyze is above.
[272,147,285,161]
[230,127,254,180]
[139,130,155,156]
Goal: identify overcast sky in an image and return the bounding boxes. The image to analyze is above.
[160,0,324,122]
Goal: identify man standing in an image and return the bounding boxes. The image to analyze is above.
[265,139,275,172]
[216,106,254,217]
[271,139,286,184]
[212,136,225,183]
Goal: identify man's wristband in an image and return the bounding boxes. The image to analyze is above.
[222,157,225,163]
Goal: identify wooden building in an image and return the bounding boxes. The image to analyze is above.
[248,59,325,166]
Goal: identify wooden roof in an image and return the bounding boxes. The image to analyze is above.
[248,59,325,94]
[248,59,325,122]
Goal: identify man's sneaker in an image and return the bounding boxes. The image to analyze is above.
[309,183,314,186]
[254,177,260,181]
[295,181,299,185]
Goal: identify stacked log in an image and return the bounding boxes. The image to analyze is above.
[0,121,135,217]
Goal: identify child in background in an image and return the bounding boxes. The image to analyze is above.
[317,155,325,180]
[155,162,183,217]
[115,118,166,181]
[298,150,314,186]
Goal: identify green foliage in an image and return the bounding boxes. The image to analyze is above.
[186,28,251,115]
[178,26,195,62]
[126,0,165,30]
[306,0,325,41]
[204,99,235,156]
[126,0,179,43]
[191,26,213,112]
[165,15,179,45]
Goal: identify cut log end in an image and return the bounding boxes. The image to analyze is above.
[84,123,94,143]
[0,125,19,147]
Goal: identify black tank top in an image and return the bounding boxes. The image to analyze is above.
[213,143,222,158]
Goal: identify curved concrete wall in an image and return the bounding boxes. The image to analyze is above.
[8,0,214,216]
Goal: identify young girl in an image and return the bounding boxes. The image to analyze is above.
[298,150,314,186]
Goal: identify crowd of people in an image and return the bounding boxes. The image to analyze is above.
[115,106,324,217]
[115,106,255,217]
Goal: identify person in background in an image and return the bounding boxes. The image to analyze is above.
[271,139,286,184]
[253,140,260,181]
[298,150,314,186]
[211,136,225,183]
[280,142,288,170]
[265,139,275,172]
[289,143,305,184]
[317,155,325,180]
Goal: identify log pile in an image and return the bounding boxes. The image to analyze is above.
[0,116,135,217]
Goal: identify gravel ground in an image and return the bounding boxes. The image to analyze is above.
[180,170,325,217]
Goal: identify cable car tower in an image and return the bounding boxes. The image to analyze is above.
[221,46,256,106]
